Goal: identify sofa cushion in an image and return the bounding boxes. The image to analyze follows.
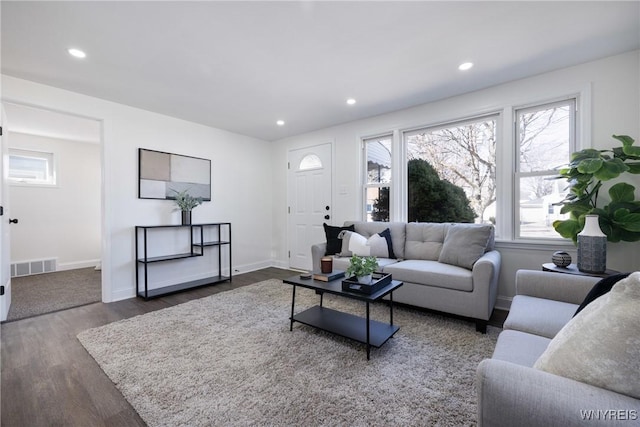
[404,223,447,261]
[504,295,578,339]
[438,223,493,269]
[534,272,640,399]
[574,272,630,316]
[383,259,473,291]
[492,330,551,368]
[323,223,355,255]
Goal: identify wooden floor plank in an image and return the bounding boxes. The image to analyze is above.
[1,267,505,427]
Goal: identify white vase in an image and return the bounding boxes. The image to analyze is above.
[577,215,607,273]
[357,274,372,284]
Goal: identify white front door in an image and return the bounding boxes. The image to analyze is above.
[287,143,332,271]
[0,106,11,321]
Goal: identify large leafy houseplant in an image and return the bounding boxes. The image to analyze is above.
[553,135,640,243]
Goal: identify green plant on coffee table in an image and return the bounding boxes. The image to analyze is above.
[345,255,378,279]
[172,189,203,212]
[553,134,640,243]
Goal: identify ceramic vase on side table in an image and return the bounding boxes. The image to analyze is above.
[577,215,607,274]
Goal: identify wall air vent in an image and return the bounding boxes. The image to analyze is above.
[11,258,57,278]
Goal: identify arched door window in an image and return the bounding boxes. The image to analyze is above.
[298,154,322,171]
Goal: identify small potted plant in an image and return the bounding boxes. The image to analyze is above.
[345,254,378,284]
[172,189,202,225]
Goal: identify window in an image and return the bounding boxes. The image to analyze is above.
[8,148,56,186]
[404,115,498,225]
[515,99,575,238]
[298,154,322,170]
[364,135,392,221]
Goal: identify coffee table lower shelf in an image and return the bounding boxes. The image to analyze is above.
[292,305,400,348]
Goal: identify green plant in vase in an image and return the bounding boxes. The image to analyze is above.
[345,255,378,284]
[171,189,203,225]
[553,135,640,243]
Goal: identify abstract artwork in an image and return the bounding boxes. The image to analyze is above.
[138,148,211,201]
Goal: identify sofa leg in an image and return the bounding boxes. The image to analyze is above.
[475,320,487,334]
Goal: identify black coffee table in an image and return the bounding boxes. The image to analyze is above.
[283,274,403,360]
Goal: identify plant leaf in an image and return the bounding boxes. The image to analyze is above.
[613,134,635,147]
[553,219,581,244]
[576,158,603,174]
[608,182,636,203]
[593,158,629,181]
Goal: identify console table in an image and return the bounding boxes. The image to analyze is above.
[135,223,231,299]
[542,263,620,278]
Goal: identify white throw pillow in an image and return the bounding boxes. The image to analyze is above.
[533,271,640,399]
[338,231,370,257]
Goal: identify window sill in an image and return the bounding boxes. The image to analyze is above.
[495,239,575,252]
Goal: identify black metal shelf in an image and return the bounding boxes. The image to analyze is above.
[293,305,399,348]
[135,275,230,299]
[135,223,232,300]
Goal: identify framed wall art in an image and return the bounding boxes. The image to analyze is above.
[138,148,211,201]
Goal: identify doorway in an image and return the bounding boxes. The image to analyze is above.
[2,102,102,321]
[287,143,332,271]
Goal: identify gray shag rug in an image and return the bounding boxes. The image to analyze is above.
[78,279,499,426]
[7,267,101,321]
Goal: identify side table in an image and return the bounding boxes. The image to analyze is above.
[542,263,620,278]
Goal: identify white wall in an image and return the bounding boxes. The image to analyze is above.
[271,50,640,309]
[2,75,274,302]
[8,132,101,270]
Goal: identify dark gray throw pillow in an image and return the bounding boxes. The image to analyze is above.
[574,273,630,317]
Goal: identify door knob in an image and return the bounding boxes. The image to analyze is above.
[325,206,330,211]
[324,215,330,220]
[9,218,18,224]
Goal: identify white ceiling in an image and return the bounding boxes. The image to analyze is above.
[2,1,639,142]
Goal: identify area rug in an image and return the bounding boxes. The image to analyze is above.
[78,279,499,426]
[7,267,101,321]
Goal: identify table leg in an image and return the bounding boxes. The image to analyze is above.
[389,291,394,326]
[366,301,371,360]
[290,285,296,331]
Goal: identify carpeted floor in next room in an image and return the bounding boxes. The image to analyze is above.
[6,267,102,321]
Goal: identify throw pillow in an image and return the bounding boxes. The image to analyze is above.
[574,273,630,316]
[533,272,640,399]
[338,229,396,258]
[338,230,370,257]
[323,223,355,255]
[438,224,492,269]
[378,228,396,259]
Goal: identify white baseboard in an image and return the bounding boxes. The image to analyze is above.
[58,259,101,271]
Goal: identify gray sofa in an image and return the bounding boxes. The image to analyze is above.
[477,270,640,426]
[311,221,501,332]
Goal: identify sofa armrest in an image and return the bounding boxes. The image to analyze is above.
[471,250,501,320]
[477,359,640,427]
[311,242,326,273]
[515,270,600,305]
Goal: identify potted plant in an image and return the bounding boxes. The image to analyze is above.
[345,254,378,284]
[553,134,640,243]
[172,189,203,225]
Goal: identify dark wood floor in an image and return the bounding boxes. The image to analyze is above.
[1,267,507,427]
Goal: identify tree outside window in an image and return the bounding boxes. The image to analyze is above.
[404,116,497,225]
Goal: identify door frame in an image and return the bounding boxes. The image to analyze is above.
[0,99,108,304]
[286,141,334,271]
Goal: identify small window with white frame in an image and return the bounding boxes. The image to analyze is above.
[515,98,576,239]
[8,148,57,186]
[364,134,392,222]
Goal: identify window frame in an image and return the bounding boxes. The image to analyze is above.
[8,148,58,187]
[513,97,577,240]
[362,134,393,222]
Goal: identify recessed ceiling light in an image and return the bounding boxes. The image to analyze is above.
[68,48,86,59]
[276,120,285,126]
[458,62,473,71]
[346,98,357,105]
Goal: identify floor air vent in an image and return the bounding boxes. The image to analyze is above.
[11,259,57,278]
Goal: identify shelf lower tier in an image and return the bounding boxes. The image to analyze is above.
[137,275,230,299]
[292,305,399,347]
